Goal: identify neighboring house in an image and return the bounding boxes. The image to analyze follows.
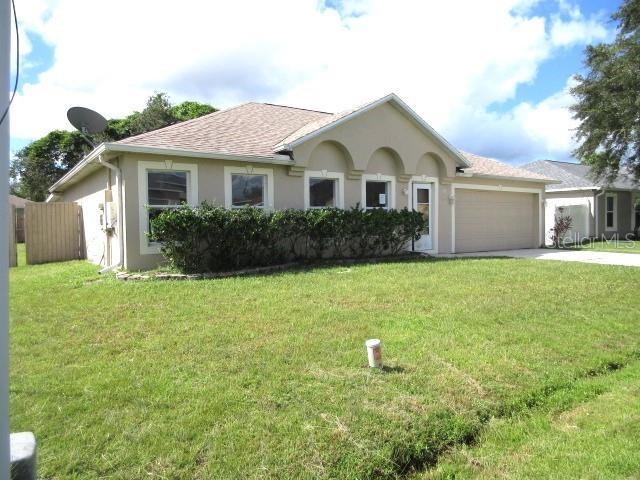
[9,194,32,242]
[521,160,640,243]
[47,94,555,271]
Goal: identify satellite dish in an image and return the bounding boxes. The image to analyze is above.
[67,106,107,148]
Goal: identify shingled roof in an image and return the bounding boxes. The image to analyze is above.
[461,152,555,182]
[117,102,331,158]
[521,160,638,191]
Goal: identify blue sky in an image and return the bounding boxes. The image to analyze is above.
[491,0,620,112]
[9,0,622,164]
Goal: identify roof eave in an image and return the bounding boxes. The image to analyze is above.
[277,93,471,168]
[546,186,601,192]
[48,143,107,193]
[49,143,294,193]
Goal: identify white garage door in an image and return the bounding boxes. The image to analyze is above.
[455,189,538,253]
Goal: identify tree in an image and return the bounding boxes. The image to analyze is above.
[10,93,216,200]
[170,101,217,122]
[570,0,640,182]
[10,130,90,201]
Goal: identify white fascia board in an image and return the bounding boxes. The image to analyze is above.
[48,142,294,193]
[106,143,293,165]
[279,93,471,168]
[451,182,543,194]
[546,186,601,193]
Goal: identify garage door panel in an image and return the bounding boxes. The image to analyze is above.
[455,190,537,253]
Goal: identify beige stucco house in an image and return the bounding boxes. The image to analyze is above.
[48,94,555,271]
[522,160,640,244]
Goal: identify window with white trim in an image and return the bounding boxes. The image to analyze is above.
[224,166,274,210]
[361,174,396,210]
[605,193,617,230]
[304,171,344,209]
[138,161,198,254]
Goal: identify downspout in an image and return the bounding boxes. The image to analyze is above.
[594,188,605,238]
[97,155,124,273]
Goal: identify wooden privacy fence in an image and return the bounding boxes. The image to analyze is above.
[8,205,17,267]
[25,202,84,265]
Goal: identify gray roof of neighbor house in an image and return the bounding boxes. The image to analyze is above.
[521,160,639,191]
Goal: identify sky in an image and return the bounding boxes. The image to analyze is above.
[8,0,622,165]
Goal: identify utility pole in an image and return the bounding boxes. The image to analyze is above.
[0,0,11,477]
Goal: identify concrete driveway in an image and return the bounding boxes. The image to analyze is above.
[444,248,640,267]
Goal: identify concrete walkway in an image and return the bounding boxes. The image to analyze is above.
[441,248,640,267]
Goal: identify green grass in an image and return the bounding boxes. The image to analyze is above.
[577,239,640,254]
[420,360,640,479]
[9,257,640,479]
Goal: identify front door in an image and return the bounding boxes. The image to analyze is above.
[412,183,432,251]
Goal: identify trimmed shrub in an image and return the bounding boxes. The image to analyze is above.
[149,203,425,273]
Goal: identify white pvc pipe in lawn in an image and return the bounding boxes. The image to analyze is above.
[366,339,383,368]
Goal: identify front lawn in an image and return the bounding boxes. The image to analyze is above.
[9,257,640,479]
[577,239,640,254]
[422,360,640,479]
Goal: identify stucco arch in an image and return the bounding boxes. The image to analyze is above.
[308,140,354,172]
[365,147,406,176]
[415,152,450,178]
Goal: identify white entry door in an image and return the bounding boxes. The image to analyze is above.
[412,183,433,251]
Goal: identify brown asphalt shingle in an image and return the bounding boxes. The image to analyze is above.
[461,151,554,182]
[117,102,331,158]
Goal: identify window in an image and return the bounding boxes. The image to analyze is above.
[224,166,274,210]
[309,178,336,207]
[147,171,188,237]
[365,181,389,209]
[361,174,396,210]
[605,193,617,230]
[415,186,430,235]
[634,196,640,230]
[138,161,198,255]
[304,171,344,209]
[231,174,265,208]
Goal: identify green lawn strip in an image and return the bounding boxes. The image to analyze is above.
[420,359,640,479]
[9,257,640,478]
[576,239,640,254]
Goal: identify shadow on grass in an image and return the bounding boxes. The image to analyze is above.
[128,254,523,282]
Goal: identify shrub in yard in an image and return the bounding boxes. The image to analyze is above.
[148,203,425,273]
[550,210,573,248]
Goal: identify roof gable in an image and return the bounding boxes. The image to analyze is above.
[275,93,470,168]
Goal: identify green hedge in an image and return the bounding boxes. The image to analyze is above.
[148,203,426,273]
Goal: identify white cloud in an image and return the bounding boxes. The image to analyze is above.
[446,77,578,162]
[10,0,611,163]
